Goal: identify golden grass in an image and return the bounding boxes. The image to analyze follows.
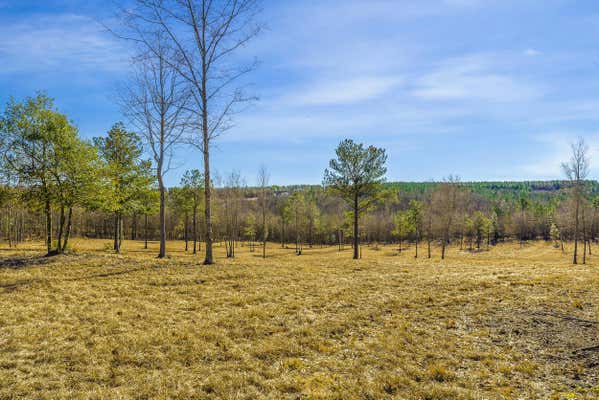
[0,239,598,399]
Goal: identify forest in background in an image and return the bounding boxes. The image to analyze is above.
[1,142,598,260]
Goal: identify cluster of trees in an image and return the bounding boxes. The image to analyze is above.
[1,99,597,266]
[0,95,154,256]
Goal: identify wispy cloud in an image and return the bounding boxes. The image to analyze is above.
[282,75,404,106]
[0,13,128,74]
[523,48,541,57]
[521,132,599,178]
[411,54,543,102]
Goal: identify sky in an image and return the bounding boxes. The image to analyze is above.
[1,0,599,186]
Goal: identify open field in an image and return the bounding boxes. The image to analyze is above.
[0,240,598,399]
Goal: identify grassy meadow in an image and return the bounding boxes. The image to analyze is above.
[0,239,598,399]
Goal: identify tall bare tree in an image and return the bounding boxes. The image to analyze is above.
[562,137,590,264]
[119,32,190,258]
[221,171,244,258]
[258,165,269,258]
[117,0,262,265]
[432,175,462,260]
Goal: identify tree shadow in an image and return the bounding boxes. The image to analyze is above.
[0,256,52,270]
[62,267,146,281]
[0,247,43,253]
[0,278,42,292]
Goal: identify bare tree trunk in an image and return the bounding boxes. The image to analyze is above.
[158,181,166,258]
[259,168,268,259]
[113,212,119,252]
[56,204,65,254]
[353,193,359,260]
[415,229,419,258]
[441,235,447,260]
[193,200,198,255]
[185,212,189,252]
[45,198,52,255]
[119,215,124,250]
[62,207,73,252]
[574,199,579,264]
[202,150,213,264]
[201,29,214,265]
[131,213,137,240]
[144,213,148,249]
[581,207,587,264]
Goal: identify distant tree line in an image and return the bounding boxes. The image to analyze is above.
[0,99,596,265]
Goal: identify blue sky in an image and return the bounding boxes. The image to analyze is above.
[1,0,599,186]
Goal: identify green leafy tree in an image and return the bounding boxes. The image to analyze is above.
[54,136,100,253]
[1,93,96,255]
[592,196,599,246]
[393,210,413,254]
[471,211,488,251]
[181,169,204,255]
[323,139,387,259]
[463,215,474,251]
[407,200,423,258]
[550,222,561,249]
[94,122,154,253]
[170,186,193,251]
[279,200,292,248]
[244,213,257,252]
[289,192,307,255]
[137,186,160,249]
[0,179,18,248]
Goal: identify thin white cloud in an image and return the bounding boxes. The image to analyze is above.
[411,54,543,102]
[0,13,129,74]
[283,75,404,106]
[524,48,541,57]
[521,132,599,178]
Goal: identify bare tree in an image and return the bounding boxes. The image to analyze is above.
[221,171,244,258]
[258,165,269,258]
[432,175,462,260]
[116,0,262,265]
[119,32,190,258]
[181,169,204,254]
[562,137,590,264]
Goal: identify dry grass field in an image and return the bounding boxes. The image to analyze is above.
[0,239,597,399]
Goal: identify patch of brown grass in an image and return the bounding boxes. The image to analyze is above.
[0,239,597,399]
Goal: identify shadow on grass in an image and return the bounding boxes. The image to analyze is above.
[0,247,44,253]
[0,278,42,292]
[0,255,52,270]
[62,267,147,282]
